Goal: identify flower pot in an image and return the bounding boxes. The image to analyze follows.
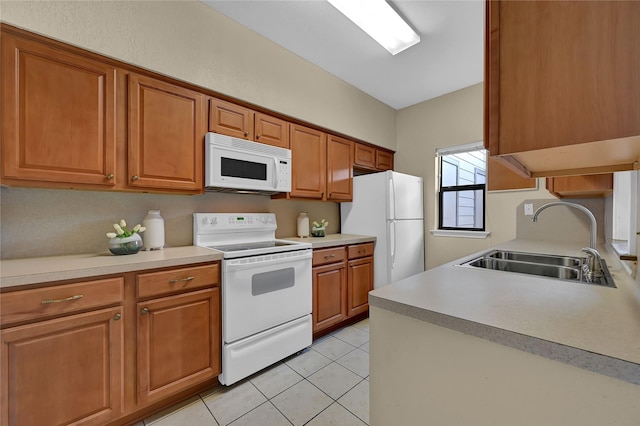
[311,226,326,237]
[109,233,143,255]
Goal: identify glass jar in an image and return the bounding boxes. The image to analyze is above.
[142,210,165,250]
[109,233,143,255]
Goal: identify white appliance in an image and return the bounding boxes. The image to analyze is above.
[341,170,425,288]
[205,132,292,195]
[193,213,312,386]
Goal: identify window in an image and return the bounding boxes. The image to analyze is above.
[437,142,486,231]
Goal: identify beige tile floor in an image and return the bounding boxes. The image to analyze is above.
[136,318,370,426]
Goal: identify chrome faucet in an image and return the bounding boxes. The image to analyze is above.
[531,201,602,279]
[531,201,598,249]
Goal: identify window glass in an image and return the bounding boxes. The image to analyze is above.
[437,144,486,231]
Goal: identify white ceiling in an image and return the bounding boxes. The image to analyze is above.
[201,0,485,110]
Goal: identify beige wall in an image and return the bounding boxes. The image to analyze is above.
[395,83,555,269]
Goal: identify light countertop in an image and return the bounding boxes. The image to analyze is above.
[369,239,640,385]
[0,246,223,289]
[283,233,375,248]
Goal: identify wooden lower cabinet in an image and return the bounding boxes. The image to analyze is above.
[312,243,374,336]
[312,261,348,332]
[137,287,220,404]
[1,307,124,426]
[0,261,221,426]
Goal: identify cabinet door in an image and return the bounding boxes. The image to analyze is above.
[327,135,353,201]
[1,33,117,187]
[290,124,326,199]
[312,262,347,333]
[347,257,373,317]
[128,74,205,192]
[376,150,394,171]
[1,307,124,426]
[487,1,640,155]
[209,98,253,140]
[137,288,220,404]
[487,157,537,191]
[546,174,613,199]
[354,143,376,169]
[255,112,289,149]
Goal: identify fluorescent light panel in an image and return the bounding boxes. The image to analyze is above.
[327,0,420,55]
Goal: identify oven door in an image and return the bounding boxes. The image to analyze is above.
[222,249,312,344]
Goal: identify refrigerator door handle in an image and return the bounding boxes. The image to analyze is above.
[390,219,396,269]
[389,174,396,220]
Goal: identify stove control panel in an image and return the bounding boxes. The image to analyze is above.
[193,213,277,234]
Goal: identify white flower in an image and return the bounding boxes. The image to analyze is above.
[106,232,117,238]
[113,223,124,235]
[138,226,146,232]
[120,219,127,228]
[133,224,141,232]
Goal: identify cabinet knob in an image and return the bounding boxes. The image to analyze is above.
[132,175,139,181]
[140,307,149,315]
[256,134,261,139]
[244,132,249,137]
[106,173,114,180]
[113,313,122,321]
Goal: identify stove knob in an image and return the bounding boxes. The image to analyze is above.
[260,216,268,224]
[211,217,218,225]
[201,217,210,226]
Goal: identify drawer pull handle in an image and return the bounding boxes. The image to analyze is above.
[141,307,149,315]
[113,313,122,321]
[324,254,336,259]
[41,294,83,304]
[168,276,195,284]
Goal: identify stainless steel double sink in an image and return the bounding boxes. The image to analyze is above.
[459,249,615,287]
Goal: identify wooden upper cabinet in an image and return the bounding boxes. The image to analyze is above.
[1,32,117,187]
[487,157,536,191]
[254,112,290,149]
[209,98,253,140]
[376,150,394,171]
[209,99,290,149]
[485,0,640,177]
[546,174,614,199]
[128,73,205,193]
[354,142,394,172]
[289,124,326,199]
[327,135,353,201]
[354,144,376,169]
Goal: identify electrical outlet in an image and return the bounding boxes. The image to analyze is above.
[524,203,534,216]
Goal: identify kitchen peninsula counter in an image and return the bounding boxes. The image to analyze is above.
[369,238,640,425]
[0,246,223,289]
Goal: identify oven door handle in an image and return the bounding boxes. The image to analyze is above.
[224,250,312,272]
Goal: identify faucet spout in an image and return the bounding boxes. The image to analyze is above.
[531,201,598,249]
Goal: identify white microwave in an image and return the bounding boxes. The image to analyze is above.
[205,132,292,195]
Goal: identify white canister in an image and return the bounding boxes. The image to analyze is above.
[142,210,165,250]
[297,213,309,238]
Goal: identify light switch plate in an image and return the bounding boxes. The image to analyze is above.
[524,203,534,216]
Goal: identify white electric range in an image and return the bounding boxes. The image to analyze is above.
[193,213,312,386]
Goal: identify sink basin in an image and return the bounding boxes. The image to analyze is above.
[485,250,582,268]
[459,249,615,288]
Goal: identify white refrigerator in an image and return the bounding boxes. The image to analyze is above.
[341,170,425,289]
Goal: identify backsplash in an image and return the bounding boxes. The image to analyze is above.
[0,187,339,259]
[516,198,606,246]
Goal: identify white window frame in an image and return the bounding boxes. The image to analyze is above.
[431,141,490,239]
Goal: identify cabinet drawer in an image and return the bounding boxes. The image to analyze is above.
[1,277,124,326]
[348,243,374,259]
[313,247,347,267]
[137,264,219,299]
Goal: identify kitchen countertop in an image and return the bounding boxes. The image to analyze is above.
[0,246,223,289]
[283,233,375,248]
[369,238,640,385]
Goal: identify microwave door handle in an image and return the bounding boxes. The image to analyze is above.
[273,157,280,187]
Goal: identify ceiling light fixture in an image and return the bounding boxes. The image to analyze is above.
[327,0,420,55]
